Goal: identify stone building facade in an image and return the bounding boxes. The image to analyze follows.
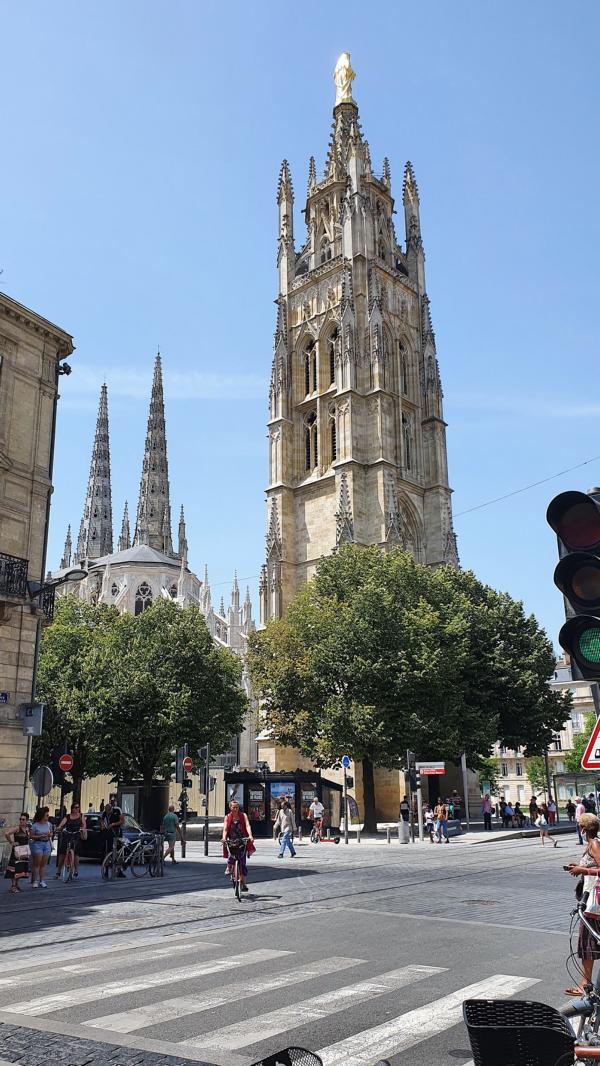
[54,353,257,766]
[0,292,74,824]
[257,56,458,818]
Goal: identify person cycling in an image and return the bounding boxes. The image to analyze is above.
[55,802,87,879]
[308,797,325,838]
[221,800,255,891]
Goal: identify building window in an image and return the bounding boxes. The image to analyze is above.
[516,762,523,777]
[111,583,118,597]
[305,411,318,472]
[572,712,584,734]
[328,329,338,385]
[552,736,562,751]
[555,760,565,773]
[400,350,408,395]
[501,762,508,777]
[304,351,311,396]
[518,785,525,802]
[402,413,412,471]
[134,582,153,616]
[330,418,337,463]
[500,746,509,756]
[169,583,178,598]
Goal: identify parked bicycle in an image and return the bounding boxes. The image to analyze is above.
[101,833,161,880]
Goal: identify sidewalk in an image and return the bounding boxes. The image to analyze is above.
[341,819,579,847]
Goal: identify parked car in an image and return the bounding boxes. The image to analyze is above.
[65,811,151,862]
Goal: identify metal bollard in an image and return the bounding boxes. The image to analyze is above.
[298,826,302,843]
[357,826,361,843]
[327,828,331,839]
[386,827,391,844]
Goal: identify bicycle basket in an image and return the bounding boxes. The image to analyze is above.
[249,1050,322,1066]
[463,999,574,1066]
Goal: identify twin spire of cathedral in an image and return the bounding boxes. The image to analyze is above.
[72,353,187,565]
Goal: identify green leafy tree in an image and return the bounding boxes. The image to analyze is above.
[526,755,548,796]
[35,598,120,802]
[248,544,570,832]
[565,713,597,773]
[93,600,247,816]
[477,756,500,796]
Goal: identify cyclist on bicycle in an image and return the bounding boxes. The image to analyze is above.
[55,802,86,879]
[221,800,255,891]
[102,795,126,878]
[308,797,325,838]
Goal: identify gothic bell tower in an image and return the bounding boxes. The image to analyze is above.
[260,54,458,626]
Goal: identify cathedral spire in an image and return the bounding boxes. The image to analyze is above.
[231,570,240,609]
[178,505,187,561]
[75,384,113,563]
[60,525,72,569]
[118,501,131,551]
[307,155,317,194]
[134,352,174,556]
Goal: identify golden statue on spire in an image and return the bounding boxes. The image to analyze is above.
[333,52,356,106]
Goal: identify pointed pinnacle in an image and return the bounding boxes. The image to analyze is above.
[277,159,294,204]
[307,155,316,193]
[382,157,391,187]
[403,160,419,203]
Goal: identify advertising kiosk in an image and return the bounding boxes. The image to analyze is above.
[223,769,343,837]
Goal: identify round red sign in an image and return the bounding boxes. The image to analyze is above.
[58,753,73,772]
[182,756,193,774]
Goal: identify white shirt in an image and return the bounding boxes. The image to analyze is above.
[309,801,324,820]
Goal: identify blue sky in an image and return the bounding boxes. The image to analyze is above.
[2,3,599,642]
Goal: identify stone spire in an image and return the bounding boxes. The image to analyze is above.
[134,352,174,556]
[75,384,113,563]
[178,505,187,561]
[230,570,240,609]
[118,501,131,552]
[60,525,72,569]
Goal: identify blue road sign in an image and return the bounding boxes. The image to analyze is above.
[341,755,351,769]
[0,693,9,704]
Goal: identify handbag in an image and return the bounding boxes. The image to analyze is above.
[14,844,30,860]
[583,873,600,913]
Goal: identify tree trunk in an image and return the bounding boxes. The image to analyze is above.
[362,756,377,833]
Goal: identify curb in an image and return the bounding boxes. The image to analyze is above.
[468,825,577,845]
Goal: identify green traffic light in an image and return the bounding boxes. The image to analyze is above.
[579,627,600,664]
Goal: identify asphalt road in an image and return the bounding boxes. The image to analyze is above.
[0,830,585,1066]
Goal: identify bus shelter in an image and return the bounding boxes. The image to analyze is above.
[223,770,343,838]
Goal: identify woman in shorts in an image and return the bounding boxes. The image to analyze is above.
[29,807,53,888]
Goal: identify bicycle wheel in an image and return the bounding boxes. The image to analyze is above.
[148,846,159,877]
[310,828,317,843]
[101,853,115,881]
[61,850,73,882]
[130,847,148,878]
[235,862,243,902]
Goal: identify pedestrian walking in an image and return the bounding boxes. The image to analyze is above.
[576,796,586,845]
[99,799,105,813]
[548,797,557,825]
[434,801,449,843]
[162,805,181,863]
[424,804,435,841]
[481,794,492,831]
[29,807,53,888]
[274,799,296,858]
[4,814,30,893]
[536,809,557,848]
[566,799,576,822]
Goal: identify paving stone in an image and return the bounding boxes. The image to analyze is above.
[0,1025,214,1066]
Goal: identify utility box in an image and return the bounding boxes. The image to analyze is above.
[117,781,170,830]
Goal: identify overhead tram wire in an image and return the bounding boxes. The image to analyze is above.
[207,455,600,588]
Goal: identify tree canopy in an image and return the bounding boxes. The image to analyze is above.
[248,544,570,830]
[37,597,247,808]
[564,712,596,774]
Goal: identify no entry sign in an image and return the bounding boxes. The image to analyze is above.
[182,756,193,774]
[58,753,73,772]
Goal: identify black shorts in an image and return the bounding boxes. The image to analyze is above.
[58,833,81,856]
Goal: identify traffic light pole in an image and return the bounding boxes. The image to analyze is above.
[180,790,187,858]
[203,741,210,857]
[416,777,424,843]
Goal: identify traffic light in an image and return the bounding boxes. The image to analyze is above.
[406,749,417,792]
[49,740,68,786]
[170,744,188,784]
[547,489,600,678]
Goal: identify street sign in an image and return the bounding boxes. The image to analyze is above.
[341,755,351,769]
[582,719,600,770]
[416,761,445,775]
[20,703,44,736]
[0,692,9,704]
[182,755,193,774]
[30,765,53,797]
[58,753,73,772]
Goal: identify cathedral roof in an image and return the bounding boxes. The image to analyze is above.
[88,544,182,569]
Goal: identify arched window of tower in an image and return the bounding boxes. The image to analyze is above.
[400,346,409,396]
[328,328,338,384]
[330,417,337,463]
[402,413,412,471]
[320,235,332,264]
[304,411,318,472]
[134,581,153,616]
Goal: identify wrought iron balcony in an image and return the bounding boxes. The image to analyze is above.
[40,584,56,624]
[0,552,29,600]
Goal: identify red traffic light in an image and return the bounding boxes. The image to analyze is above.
[547,491,600,552]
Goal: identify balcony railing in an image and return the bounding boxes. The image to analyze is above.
[40,584,56,624]
[0,552,29,599]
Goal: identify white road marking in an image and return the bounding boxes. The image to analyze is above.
[83,956,364,1032]
[317,973,539,1065]
[2,949,291,1016]
[0,939,222,988]
[182,965,446,1051]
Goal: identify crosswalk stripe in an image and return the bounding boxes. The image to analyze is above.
[317,973,539,1065]
[2,949,291,1016]
[83,956,365,1033]
[0,939,223,989]
[181,964,447,1052]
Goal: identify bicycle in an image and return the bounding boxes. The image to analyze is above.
[60,830,80,883]
[225,836,249,902]
[101,834,158,880]
[561,900,600,1050]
